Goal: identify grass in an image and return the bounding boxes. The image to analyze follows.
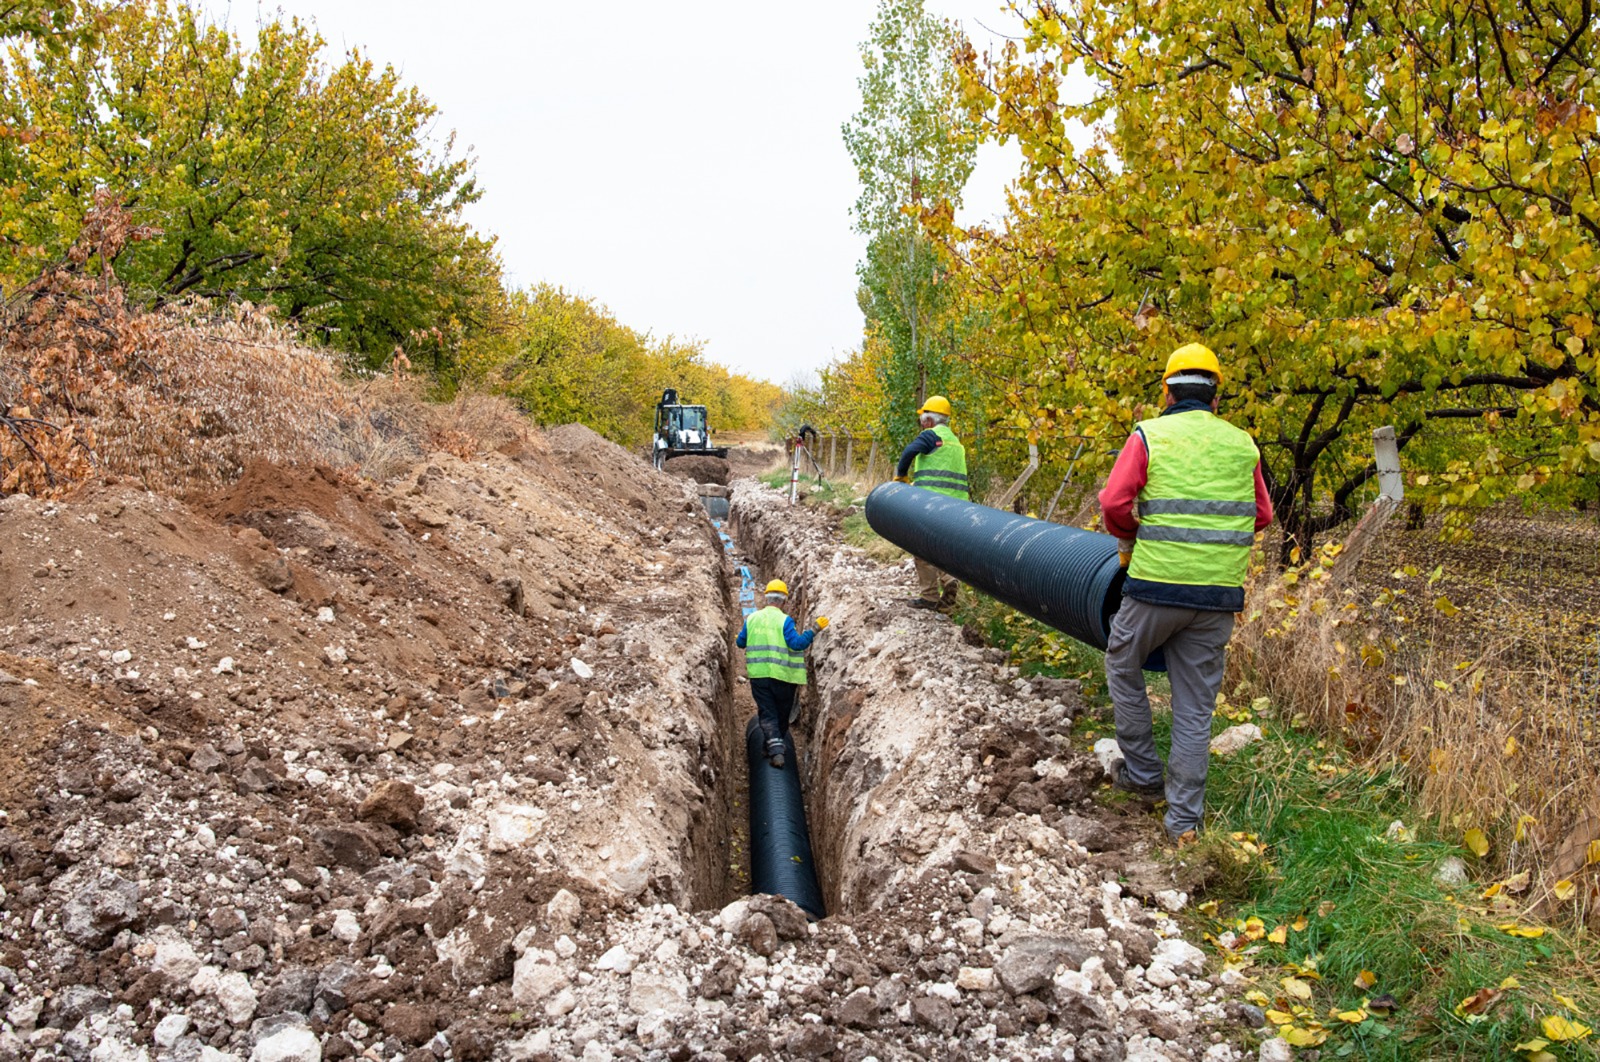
[1067,690,1600,1059]
[757,470,907,563]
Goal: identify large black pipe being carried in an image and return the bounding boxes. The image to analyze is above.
[744,716,826,919]
[865,482,1164,669]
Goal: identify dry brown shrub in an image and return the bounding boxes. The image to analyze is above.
[1229,518,1600,925]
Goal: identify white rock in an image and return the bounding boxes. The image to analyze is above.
[487,804,545,852]
[716,899,750,935]
[1434,856,1469,887]
[213,971,257,1025]
[1151,937,1207,975]
[111,649,133,665]
[187,637,207,650]
[5,995,42,1029]
[212,657,235,675]
[956,967,996,991]
[546,888,582,933]
[570,657,593,680]
[1210,723,1263,756]
[545,988,579,1017]
[248,1025,319,1062]
[304,769,328,786]
[153,1013,191,1049]
[331,911,361,944]
[506,1030,552,1061]
[151,937,202,983]
[189,965,222,997]
[925,981,961,1002]
[581,1040,614,1062]
[1093,738,1124,779]
[627,966,691,1017]
[1154,889,1188,913]
[201,1049,242,1062]
[1259,1038,1294,1062]
[512,954,568,1006]
[555,935,578,959]
[316,607,335,623]
[954,917,985,947]
[1205,1046,1239,1062]
[593,945,636,974]
[1144,962,1181,989]
[322,646,347,666]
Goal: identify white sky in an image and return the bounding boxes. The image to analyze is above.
[200,1,1042,384]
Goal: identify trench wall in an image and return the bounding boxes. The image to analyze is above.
[729,481,1072,913]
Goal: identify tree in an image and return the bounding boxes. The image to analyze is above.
[937,0,1599,549]
[0,0,500,371]
[843,0,979,444]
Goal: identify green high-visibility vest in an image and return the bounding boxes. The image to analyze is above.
[1129,410,1260,588]
[744,606,807,685]
[912,424,969,500]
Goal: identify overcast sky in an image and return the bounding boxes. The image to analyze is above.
[200,1,1040,385]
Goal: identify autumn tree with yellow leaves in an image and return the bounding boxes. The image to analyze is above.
[931,0,1599,547]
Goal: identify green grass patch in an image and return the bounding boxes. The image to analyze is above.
[1139,702,1600,1059]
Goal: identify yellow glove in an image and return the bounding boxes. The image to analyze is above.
[893,475,910,484]
[813,616,829,630]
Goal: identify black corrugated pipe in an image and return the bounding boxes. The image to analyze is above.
[864,482,1165,670]
[744,716,826,919]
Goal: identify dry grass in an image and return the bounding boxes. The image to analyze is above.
[0,198,534,496]
[1228,511,1600,927]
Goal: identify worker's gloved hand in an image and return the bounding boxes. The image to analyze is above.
[812,616,829,631]
[1118,538,1136,568]
[892,475,909,484]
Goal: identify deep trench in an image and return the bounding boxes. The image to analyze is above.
[678,495,840,918]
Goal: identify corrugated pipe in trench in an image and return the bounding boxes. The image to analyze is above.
[743,717,826,919]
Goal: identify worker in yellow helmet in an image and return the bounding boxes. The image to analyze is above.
[736,578,829,768]
[894,395,969,612]
[1097,343,1273,842]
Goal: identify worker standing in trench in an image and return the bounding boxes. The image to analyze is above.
[737,579,828,769]
[1098,344,1274,842]
[894,395,969,612]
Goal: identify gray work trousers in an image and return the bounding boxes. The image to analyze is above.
[1105,596,1235,837]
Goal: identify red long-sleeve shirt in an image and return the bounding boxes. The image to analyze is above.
[1098,430,1274,541]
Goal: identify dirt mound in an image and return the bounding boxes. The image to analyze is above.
[663,454,730,485]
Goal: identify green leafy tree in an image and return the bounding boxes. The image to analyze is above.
[843,0,979,445]
[0,0,499,371]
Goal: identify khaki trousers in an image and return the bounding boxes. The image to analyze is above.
[914,556,957,603]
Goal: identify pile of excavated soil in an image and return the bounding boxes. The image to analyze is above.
[0,420,1257,1062]
[0,425,744,1060]
[661,456,729,486]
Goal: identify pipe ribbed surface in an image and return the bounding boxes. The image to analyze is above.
[865,482,1165,669]
[744,716,825,919]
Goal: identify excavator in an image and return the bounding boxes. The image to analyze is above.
[651,388,729,470]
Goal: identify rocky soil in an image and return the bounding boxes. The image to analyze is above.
[0,427,1262,1061]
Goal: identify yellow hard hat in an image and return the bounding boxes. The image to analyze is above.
[1163,343,1223,385]
[765,579,789,596]
[918,395,953,416]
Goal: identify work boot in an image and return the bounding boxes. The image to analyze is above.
[940,585,959,610]
[908,597,941,610]
[1112,764,1165,801]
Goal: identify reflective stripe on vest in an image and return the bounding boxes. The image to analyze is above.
[912,424,969,500]
[1129,410,1260,588]
[744,606,807,685]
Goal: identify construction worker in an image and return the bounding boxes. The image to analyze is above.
[895,395,968,611]
[737,579,828,768]
[1097,343,1273,842]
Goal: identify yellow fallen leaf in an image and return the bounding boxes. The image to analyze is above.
[1464,828,1490,857]
[1198,899,1219,916]
[1246,990,1272,1006]
[1282,977,1314,1000]
[1434,595,1460,616]
[1515,815,1538,843]
[1586,839,1600,866]
[1504,734,1517,756]
[1514,1040,1550,1052]
[1354,970,1377,990]
[1268,925,1288,945]
[1541,1014,1592,1041]
[1482,881,1503,899]
[1504,870,1531,893]
[1292,914,1309,932]
[1265,1009,1295,1025]
[1280,1025,1330,1046]
[1500,976,1522,990]
[1242,916,1266,940]
[1553,879,1576,901]
[1554,991,1578,1010]
[1317,901,1336,917]
[1335,1008,1368,1023]
[1497,923,1545,938]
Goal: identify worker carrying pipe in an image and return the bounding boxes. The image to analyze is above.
[1098,343,1274,842]
[894,394,968,612]
[737,579,829,769]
